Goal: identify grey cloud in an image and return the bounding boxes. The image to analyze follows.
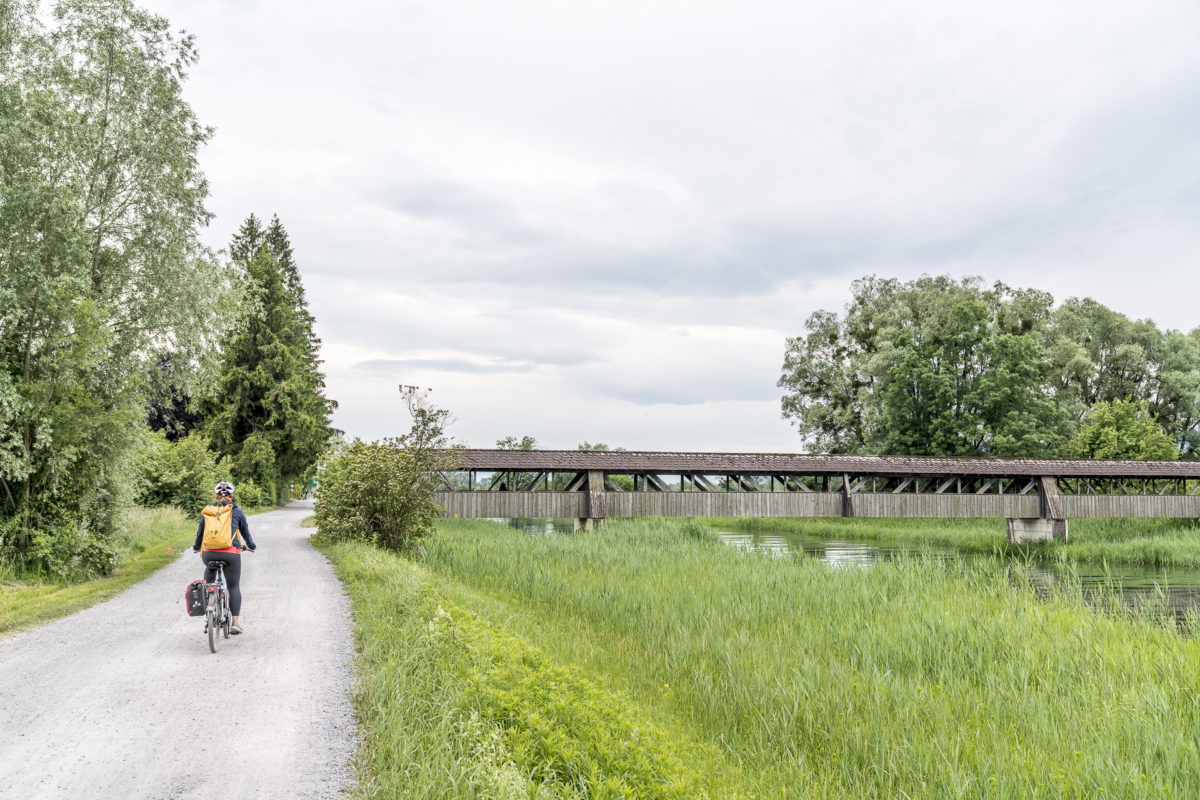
[349,346,599,373]
[374,178,548,247]
[593,367,781,407]
[353,165,881,299]
[514,347,598,367]
[904,76,1200,270]
[354,357,535,374]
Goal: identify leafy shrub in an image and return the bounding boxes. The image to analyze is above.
[315,439,456,552]
[315,387,461,552]
[233,480,264,509]
[26,520,119,582]
[137,429,225,511]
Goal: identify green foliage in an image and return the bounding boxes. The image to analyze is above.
[136,429,224,511]
[780,275,1198,456]
[232,479,264,509]
[203,215,335,502]
[23,518,118,582]
[315,387,460,552]
[0,1,224,576]
[781,276,1067,456]
[497,434,538,449]
[875,292,1064,456]
[1062,399,1179,460]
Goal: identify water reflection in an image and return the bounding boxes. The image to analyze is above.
[715,527,1200,623]
[499,518,578,535]
[501,518,1200,623]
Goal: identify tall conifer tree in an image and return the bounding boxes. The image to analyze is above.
[205,215,335,501]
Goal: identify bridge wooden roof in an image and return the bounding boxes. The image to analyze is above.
[452,449,1200,478]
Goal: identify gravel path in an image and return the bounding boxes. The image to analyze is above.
[0,500,358,800]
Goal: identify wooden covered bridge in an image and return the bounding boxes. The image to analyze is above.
[434,450,1200,542]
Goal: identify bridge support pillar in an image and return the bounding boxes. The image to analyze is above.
[574,470,606,531]
[1007,475,1068,543]
[1006,518,1068,543]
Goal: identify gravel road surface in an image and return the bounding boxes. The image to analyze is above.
[0,501,358,799]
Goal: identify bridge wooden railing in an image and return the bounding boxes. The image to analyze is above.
[433,450,1200,542]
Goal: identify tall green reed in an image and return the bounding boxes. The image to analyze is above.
[427,518,1200,799]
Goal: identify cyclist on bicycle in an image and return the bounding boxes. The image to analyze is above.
[193,481,256,634]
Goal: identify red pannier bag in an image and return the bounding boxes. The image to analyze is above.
[185,579,207,616]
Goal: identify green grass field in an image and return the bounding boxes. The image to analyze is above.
[0,507,196,635]
[318,517,1200,798]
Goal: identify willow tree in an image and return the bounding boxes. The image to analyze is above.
[0,1,225,573]
[779,276,1067,457]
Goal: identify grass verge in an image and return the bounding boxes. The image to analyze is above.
[712,515,1200,567]
[422,517,1200,799]
[315,535,747,799]
[0,506,195,635]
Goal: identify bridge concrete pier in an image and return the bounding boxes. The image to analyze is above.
[1006,518,1069,543]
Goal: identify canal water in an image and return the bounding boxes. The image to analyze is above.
[503,518,1200,622]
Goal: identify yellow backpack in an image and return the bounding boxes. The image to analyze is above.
[201,503,238,550]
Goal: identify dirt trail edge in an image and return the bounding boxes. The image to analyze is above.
[0,500,357,800]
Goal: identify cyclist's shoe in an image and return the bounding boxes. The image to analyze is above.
[230,623,243,635]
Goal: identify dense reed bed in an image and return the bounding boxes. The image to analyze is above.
[715,515,1200,567]
[421,518,1200,798]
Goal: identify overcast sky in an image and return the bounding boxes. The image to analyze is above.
[142,0,1200,452]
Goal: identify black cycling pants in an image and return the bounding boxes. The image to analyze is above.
[202,551,243,616]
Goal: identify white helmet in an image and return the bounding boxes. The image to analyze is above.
[214,481,235,496]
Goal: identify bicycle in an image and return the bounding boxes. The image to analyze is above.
[203,559,232,653]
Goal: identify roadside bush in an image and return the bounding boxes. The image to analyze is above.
[137,429,225,511]
[233,480,264,509]
[315,387,461,552]
[26,520,119,582]
[315,439,455,552]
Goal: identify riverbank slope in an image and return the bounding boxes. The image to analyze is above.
[320,517,1200,798]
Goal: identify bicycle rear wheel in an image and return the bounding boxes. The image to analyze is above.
[207,608,219,653]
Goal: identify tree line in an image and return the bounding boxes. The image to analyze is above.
[0,2,334,578]
[779,275,1190,459]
